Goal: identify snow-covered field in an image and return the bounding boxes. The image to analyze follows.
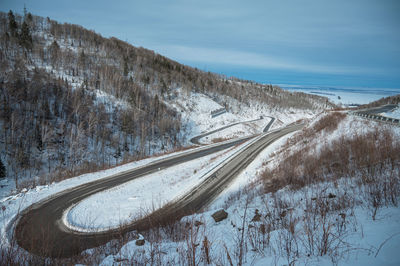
[284,86,400,106]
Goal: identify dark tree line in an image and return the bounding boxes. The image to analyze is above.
[7,10,32,49]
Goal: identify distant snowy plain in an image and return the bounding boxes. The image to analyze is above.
[283,85,400,106]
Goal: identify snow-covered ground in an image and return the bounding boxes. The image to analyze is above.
[0,137,253,245]
[196,122,260,144]
[97,114,400,266]
[63,123,300,233]
[64,144,245,232]
[8,77,397,265]
[101,204,400,266]
[209,131,297,209]
[383,104,400,119]
[168,88,315,145]
[0,82,319,249]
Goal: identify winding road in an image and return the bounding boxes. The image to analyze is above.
[351,104,400,124]
[14,119,301,258]
[356,104,397,115]
[190,117,266,145]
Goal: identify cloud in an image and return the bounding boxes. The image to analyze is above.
[153,45,386,75]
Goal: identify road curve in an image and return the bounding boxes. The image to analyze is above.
[190,117,266,145]
[351,104,400,125]
[14,136,253,258]
[15,124,300,258]
[356,104,398,115]
[263,116,275,132]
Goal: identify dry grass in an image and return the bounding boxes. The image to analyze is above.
[262,126,399,193]
[211,137,231,143]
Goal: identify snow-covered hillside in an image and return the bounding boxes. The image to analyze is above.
[1,104,399,265]
[6,10,393,266]
[93,114,400,266]
[0,11,330,199]
[168,88,316,145]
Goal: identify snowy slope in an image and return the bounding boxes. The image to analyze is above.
[97,114,400,266]
[168,88,316,145]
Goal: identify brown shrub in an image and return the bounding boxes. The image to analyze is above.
[312,112,346,133]
[262,127,400,195]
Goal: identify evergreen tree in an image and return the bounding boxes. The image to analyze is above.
[35,124,43,151]
[160,78,168,95]
[8,10,18,37]
[153,94,159,119]
[78,49,86,69]
[49,40,60,67]
[26,12,33,24]
[0,158,6,179]
[123,57,129,77]
[19,20,33,49]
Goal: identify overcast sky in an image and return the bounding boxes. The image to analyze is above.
[1,0,399,89]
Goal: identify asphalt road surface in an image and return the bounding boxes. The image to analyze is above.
[356,104,398,115]
[15,124,301,258]
[351,104,400,124]
[263,116,276,132]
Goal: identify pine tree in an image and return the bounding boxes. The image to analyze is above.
[78,49,86,70]
[35,124,43,151]
[26,12,33,23]
[160,78,168,95]
[8,10,18,37]
[123,57,129,77]
[0,158,6,179]
[49,40,60,67]
[19,20,33,49]
[153,94,159,119]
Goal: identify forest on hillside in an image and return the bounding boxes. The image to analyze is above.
[0,10,332,189]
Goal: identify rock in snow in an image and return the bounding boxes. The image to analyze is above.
[135,239,145,246]
[212,209,228,222]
